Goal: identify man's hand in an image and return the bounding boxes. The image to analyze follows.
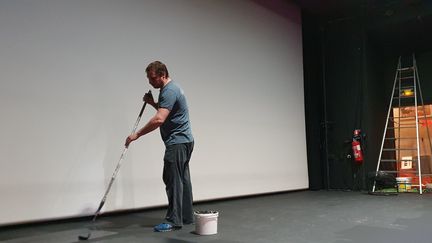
[125,133,139,147]
[143,92,158,110]
[143,92,155,105]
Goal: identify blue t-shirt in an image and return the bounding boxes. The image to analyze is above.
[158,81,194,146]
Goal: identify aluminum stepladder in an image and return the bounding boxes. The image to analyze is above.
[373,54,432,194]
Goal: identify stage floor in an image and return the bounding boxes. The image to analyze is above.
[1,190,432,243]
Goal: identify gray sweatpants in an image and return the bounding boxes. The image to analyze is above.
[163,142,194,226]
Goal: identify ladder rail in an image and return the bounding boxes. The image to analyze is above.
[413,54,422,194]
[414,57,432,182]
[397,61,402,176]
[373,57,401,192]
[412,54,432,194]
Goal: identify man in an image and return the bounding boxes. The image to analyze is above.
[125,61,195,232]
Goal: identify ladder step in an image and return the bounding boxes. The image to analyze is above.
[399,67,414,71]
[380,159,419,162]
[395,86,414,89]
[388,122,417,125]
[382,148,418,151]
[392,96,415,99]
[377,171,421,174]
[400,76,415,80]
[391,116,417,119]
[385,137,417,140]
[387,126,417,129]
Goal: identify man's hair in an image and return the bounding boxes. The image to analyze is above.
[145,61,169,78]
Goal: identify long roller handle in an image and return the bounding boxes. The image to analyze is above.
[90,89,151,221]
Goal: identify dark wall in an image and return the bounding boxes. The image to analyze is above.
[302,12,325,190]
[324,18,366,190]
[303,6,432,190]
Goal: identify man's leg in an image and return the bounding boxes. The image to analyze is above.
[182,142,194,224]
[162,144,185,227]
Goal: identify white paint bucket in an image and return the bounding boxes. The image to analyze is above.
[396,177,412,192]
[194,211,219,235]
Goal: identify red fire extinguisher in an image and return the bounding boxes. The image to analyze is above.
[352,129,363,165]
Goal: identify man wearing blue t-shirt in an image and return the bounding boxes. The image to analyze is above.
[125,61,194,232]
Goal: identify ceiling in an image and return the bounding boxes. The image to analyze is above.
[294,0,432,54]
[294,0,427,20]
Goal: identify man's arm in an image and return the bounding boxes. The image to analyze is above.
[125,108,170,147]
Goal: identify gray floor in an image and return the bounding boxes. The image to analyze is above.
[1,190,432,243]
